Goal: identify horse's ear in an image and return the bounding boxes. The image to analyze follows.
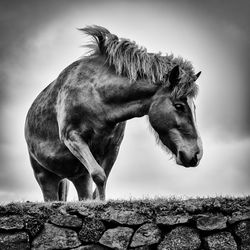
[195,71,201,80]
[168,65,180,88]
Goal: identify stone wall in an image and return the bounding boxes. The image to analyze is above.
[0,197,249,249]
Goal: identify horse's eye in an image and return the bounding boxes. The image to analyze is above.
[174,103,185,112]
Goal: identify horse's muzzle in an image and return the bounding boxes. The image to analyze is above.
[176,149,202,168]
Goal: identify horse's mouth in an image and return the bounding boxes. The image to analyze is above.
[176,151,199,168]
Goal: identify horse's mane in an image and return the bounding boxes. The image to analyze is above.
[80,25,199,98]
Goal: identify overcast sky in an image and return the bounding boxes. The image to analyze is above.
[0,0,249,202]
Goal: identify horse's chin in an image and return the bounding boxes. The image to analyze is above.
[159,137,198,168]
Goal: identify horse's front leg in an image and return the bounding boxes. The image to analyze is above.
[63,130,106,200]
[93,148,120,199]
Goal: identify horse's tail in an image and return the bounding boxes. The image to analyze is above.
[58,179,69,201]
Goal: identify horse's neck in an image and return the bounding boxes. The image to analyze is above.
[96,75,159,123]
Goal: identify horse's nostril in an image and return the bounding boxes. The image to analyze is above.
[179,151,198,167]
[179,151,189,166]
[195,150,200,158]
[190,154,198,166]
[195,153,198,161]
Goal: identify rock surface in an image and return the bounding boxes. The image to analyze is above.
[73,244,109,249]
[0,197,249,249]
[196,214,227,231]
[158,226,201,250]
[228,211,250,224]
[32,223,81,249]
[0,215,24,230]
[0,232,29,250]
[130,223,161,247]
[101,208,149,225]
[50,213,82,228]
[204,232,237,250]
[129,246,152,250]
[99,226,134,249]
[25,216,46,237]
[79,217,106,243]
[156,214,190,226]
[234,220,250,250]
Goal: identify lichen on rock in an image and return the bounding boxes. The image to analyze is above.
[196,214,227,231]
[0,232,29,250]
[204,232,237,250]
[130,223,161,247]
[79,217,106,243]
[100,207,150,225]
[50,213,83,228]
[234,220,250,250]
[31,223,81,249]
[158,226,201,250]
[0,215,25,230]
[99,226,134,249]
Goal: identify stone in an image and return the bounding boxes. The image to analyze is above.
[156,214,190,226]
[77,207,96,218]
[3,203,24,215]
[50,213,82,228]
[24,216,44,237]
[99,226,134,249]
[130,223,161,247]
[101,208,149,225]
[196,214,227,231]
[79,217,106,243]
[0,232,29,250]
[204,232,237,250]
[129,246,152,250]
[73,244,109,249]
[0,215,24,230]
[158,226,201,250]
[32,223,81,249]
[213,200,222,208]
[184,201,202,213]
[0,205,7,214]
[228,211,250,224]
[235,220,250,250]
[24,203,55,219]
[51,202,64,209]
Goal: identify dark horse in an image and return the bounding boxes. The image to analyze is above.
[25,26,202,201]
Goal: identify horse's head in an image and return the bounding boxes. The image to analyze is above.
[148,66,203,167]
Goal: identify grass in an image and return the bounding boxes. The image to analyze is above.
[1,196,249,217]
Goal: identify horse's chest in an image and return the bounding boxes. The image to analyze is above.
[90,134,116,156]
[90,122,126,161]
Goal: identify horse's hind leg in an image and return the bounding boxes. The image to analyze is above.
[29,154,61,201]
[70,173,92,200]
[58,179,69,201]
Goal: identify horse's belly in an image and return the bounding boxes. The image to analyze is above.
[30,140,87,178]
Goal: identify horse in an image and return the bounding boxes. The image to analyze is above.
[25,25,203,201]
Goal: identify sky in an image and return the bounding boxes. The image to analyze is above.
[0,0,249,202]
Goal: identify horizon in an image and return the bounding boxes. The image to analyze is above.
[0,0,249,202]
